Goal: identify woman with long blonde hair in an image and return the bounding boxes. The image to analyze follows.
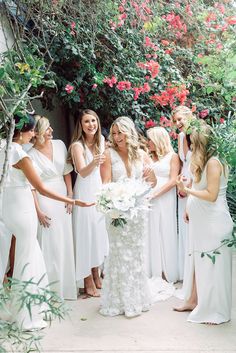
[146,127,180,282]
[171,106,195,287]
[175,120,233,324]
[69,109,108,298]
[29,115,77,300]
[99,116,168,318]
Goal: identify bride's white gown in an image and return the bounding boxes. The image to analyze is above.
[100,149,175,318]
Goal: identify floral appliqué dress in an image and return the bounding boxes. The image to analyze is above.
[100,149,151,317]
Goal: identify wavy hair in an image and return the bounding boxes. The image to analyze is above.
[109,116,141,165]
[190,120,215,182]
[147,127,173,159]
[68,109,101,163]
[33,115,50,144]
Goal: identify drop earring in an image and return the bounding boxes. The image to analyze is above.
[20,132,23,141]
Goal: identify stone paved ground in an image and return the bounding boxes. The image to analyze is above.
[41,253,236,353]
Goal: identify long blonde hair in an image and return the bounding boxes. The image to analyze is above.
[190,120,214,182]
[171,105,196,124]
[33,115,50,144]
[147,127,173,159]
[68,109,101,163]
[110,116,141,165]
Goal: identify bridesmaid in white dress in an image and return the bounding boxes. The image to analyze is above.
[100,116,156,317]
[146,127,180,283]
[68,109,108,297]
[1,115,92,331]
[171,106,195,292]
[29,116,77,300]
[175,120,233,324]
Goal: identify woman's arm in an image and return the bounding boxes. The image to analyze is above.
[71,143,105,178]
[177,159,221,202]
[141,150,157,187]
[151,153,180,199]
[64,173,73,213]
[32,190,51,227]
[100,149,112,183]
[15,157,93,206]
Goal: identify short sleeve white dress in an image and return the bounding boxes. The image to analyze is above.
[1,143,48,330]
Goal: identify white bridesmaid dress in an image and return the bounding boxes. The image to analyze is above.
[29,140,77,300]
[178,132,192,282]
[72,137,108,286]
[1,143,48,330]
[0,194,12,284]
[147,152,178,283]
[186,157,233,324]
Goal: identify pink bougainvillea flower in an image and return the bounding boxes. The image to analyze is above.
[169,131,178,140]
[71,22,76,30]
[199,109,209,119]
[226,16,236,25]
[160,116,171,127]
[161,40,170,46]
[145,120,156,129]
[118,5,125,12]
[92,84,98,89]
[103,76,117,87]
[191,105,197,112]
[116,81,132,91]
[219,118,225,124]
[65,84,74,94]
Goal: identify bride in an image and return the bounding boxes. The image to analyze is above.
[100,116,174,318]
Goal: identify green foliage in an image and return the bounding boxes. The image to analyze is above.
[0,276,69,353]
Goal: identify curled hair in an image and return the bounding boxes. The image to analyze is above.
[147,127,173,159]
[13,114,35,139]
[190,120,214,182]
[68,109,101,163]
[109,116,141,167]
[171,105,195,123]
[33,115,50,144]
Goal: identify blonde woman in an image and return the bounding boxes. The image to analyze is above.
[171,106,194,283]
[99,116,159,317]
[29,115,77,300]
[175,120,233,324]
[68,109,108,298]
[1,114,92,331]
[147,127,180,283]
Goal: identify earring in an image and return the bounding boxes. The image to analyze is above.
[20,132,23,141]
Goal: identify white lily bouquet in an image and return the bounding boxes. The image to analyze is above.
[96,178,151,227]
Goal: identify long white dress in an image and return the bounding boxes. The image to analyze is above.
[0,194,12,284]
[72,138,108,286]
[186,157,233,324]
[146,152,178,283]
[28,140,77,300]
[0,140,12,284]
[178,132,192,282]
[100,149,175,318]
[1,143,48,330]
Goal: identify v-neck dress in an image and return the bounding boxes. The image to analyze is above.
[72,138,108,286]
[29,140,77,300]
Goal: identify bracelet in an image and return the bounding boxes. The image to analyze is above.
[71,199,76,206]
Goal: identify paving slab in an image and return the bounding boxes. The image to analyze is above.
[41,253,236,353]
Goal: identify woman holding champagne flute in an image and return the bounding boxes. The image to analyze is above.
[68,109,108,297]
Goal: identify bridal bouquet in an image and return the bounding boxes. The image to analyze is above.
[96,178,151,227]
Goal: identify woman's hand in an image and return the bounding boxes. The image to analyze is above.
[65,202,73,214]
[143,166,157,187]
[92,154,106,167]
[37,210,51,227]
[74,199,96,207]
[176,174,186,193]
[183,211,189,223]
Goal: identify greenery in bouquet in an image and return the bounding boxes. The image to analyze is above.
[96,178,151,228]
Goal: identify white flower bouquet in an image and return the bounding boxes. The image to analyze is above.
[96,178,151,227]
